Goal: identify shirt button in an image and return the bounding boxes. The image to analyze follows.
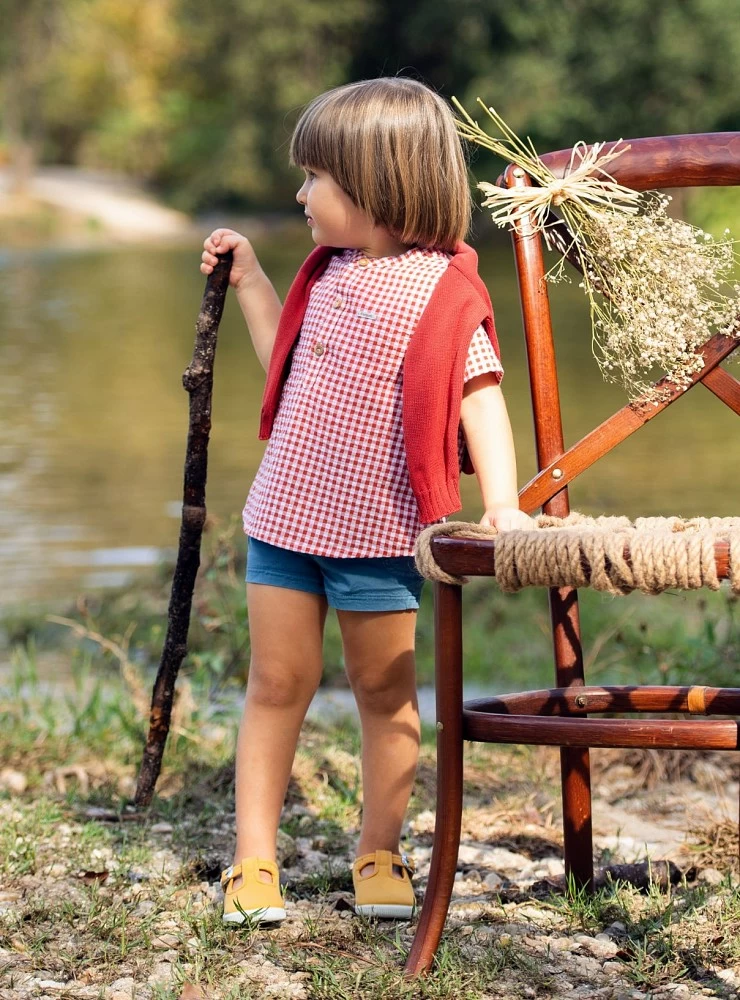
[332,296,343,309]
[313,342,325,356]
[357,257,369,267]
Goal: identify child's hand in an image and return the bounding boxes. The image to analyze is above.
[200,229,261,290]
[480,506,534,531]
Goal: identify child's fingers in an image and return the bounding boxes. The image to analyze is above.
[205,228,243,253]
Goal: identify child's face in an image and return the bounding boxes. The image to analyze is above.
[296,168,376,251]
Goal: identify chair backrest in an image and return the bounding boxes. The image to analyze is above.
[506,133,740,685]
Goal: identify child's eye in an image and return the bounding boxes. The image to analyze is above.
[304,169,317,180]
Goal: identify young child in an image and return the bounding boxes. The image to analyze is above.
[199,77,531,925]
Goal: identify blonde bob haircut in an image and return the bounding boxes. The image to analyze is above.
[290,78,471,252]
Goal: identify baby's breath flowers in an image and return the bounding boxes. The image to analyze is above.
[454,97,740,402]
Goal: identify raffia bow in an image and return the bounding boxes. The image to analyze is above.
[453,98,640,230]
[477,140,641,230]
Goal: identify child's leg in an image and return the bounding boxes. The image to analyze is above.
[336,608,420,862]
[232,582,329,883]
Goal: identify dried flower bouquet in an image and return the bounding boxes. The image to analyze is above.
[454,98,740,401]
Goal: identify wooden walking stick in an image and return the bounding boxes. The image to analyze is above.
[135,251,233,807]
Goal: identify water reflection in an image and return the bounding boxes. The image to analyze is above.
[0,232,737,607]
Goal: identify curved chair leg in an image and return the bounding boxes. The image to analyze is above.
[405,582,463,976]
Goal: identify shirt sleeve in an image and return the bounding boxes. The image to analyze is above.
[464,324,503,384]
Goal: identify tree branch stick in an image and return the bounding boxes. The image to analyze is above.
[135,252,233,807]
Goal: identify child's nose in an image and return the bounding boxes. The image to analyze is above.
[296,184,307,205]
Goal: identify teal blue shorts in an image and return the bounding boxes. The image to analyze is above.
[245,535,425,611]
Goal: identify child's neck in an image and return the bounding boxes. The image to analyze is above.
[360,230,414,259]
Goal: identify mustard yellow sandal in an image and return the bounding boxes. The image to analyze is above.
[221,858,286,924]
[352,850,416,919]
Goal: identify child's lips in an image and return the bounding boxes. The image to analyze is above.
[306,215,314,226]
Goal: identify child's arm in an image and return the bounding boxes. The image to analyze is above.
[459,373,533,531]
[201,229,282,373]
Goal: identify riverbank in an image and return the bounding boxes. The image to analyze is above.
[1,641,740,999]
[0,167,303,250]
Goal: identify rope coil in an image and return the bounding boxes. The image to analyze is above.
[414,514,740,596]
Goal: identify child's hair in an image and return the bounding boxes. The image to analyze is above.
[290,77,471,252]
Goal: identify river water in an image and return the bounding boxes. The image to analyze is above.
[1,229,737,609]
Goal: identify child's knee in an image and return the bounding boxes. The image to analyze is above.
[247,660,319,709]
[348,658,415,713]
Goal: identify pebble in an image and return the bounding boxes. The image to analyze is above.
[697,867,724,886]
[483,871,503,890]
[0,890,22,915]
[277,829,298,865]
[717,968,739,984]
[604,921,627,938]
[151,933,180,949]
[41,863,67,878]
[147,962,174,985]
[104,978,136,1000]
[457,843,531,870]
[575,933,619,959]
[150,822,173,834]
[0,768,28,793]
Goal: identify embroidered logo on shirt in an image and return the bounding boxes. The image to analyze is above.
[357,309,377,321]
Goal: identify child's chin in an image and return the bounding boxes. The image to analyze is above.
[311,232,340,249]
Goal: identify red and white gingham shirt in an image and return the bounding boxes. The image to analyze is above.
[242,247,503,557]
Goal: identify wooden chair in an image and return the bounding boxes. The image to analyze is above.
[405,132,740,976]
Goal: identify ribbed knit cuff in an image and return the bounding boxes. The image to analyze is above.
[413,478,462,524]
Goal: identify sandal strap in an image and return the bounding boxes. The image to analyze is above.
[353,850,416,876]
[220,863,241,888]
[397,852,416,876]
[220,857,279,888]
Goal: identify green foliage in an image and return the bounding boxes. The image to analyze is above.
[3,0,740,209]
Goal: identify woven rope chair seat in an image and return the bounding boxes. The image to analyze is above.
[414,513,740,595]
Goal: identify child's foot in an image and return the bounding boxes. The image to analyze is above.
[352,850,416,919]
[221,858,286,924]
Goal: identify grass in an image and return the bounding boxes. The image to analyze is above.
[2,523,740,997]
[2,639,740,999]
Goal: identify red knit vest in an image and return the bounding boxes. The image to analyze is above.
[258,241,499,523]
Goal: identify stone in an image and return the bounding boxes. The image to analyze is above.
[457,843,531,870]
[716,969,738,985]
[150,822,173,834]
[104,978,136,1000]
[483,871,503,890]
[276,829,298,866]
[151,933,180,949]
[0,768,28,793]
[697,867,724,886]
[147,963,174,986]
[604,921,627,938]
[575,933,619,959]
